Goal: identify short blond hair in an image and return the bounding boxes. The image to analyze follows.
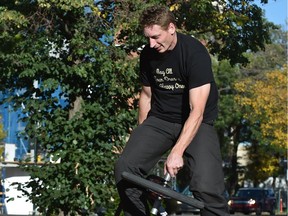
[139,5,176,30]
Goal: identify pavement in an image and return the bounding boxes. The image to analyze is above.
[1,211,287,216]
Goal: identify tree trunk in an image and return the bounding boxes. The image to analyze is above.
[69,96,83,120]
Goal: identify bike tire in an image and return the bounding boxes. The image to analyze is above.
[122,171,205,209]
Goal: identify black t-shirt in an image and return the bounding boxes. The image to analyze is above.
[140,32,218,124]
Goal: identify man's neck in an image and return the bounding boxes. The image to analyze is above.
[168,32,177,51]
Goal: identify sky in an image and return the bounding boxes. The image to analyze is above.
[256,0,287,30]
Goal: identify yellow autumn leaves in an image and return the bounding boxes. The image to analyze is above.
[234,66,287,148]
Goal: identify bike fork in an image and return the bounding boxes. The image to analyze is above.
[150,174,171,216]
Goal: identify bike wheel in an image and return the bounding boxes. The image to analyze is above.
[122,171,205,209]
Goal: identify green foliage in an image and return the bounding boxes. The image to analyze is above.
[116,0,277,65]
[242,27,287,74]
[212,58,246,194]
[0,0,139,214]
[213,24,287,192]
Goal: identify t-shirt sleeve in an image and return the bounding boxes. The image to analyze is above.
[186,44,214,89]
[139,47,151,86]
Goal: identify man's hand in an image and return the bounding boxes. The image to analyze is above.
[164,151,184,177]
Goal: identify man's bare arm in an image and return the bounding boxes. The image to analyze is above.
[165,83,211,176]
[138,86,152,124]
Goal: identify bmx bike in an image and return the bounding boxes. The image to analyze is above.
[119,171,204,215]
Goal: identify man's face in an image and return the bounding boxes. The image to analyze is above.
[143,23,176,53]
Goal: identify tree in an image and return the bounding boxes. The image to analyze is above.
[0,116,5,161]
[0,0,279,214]
[116,0,276,65]
[231,26,287,187]
[214,26,287,192]
[234,67,287,185]
[1,0,138,215]
[0,116,5,141]
[241,27,287,75]
[212,58,246,194]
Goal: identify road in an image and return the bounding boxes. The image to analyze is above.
[1,213,287,216]
[176,213,287,216]
[231,213,287,216]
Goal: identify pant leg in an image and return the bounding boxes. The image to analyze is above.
[114,117,178,216]
[185,123,230,216]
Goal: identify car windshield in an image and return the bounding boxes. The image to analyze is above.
[236,190,263,198]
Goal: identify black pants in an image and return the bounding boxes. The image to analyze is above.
[114,116,230,216]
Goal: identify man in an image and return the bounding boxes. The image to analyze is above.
[114,5,230,216]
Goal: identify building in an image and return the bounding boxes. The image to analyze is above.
[0,91,35,215]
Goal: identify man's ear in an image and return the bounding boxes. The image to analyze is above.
[168,23,176,35]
